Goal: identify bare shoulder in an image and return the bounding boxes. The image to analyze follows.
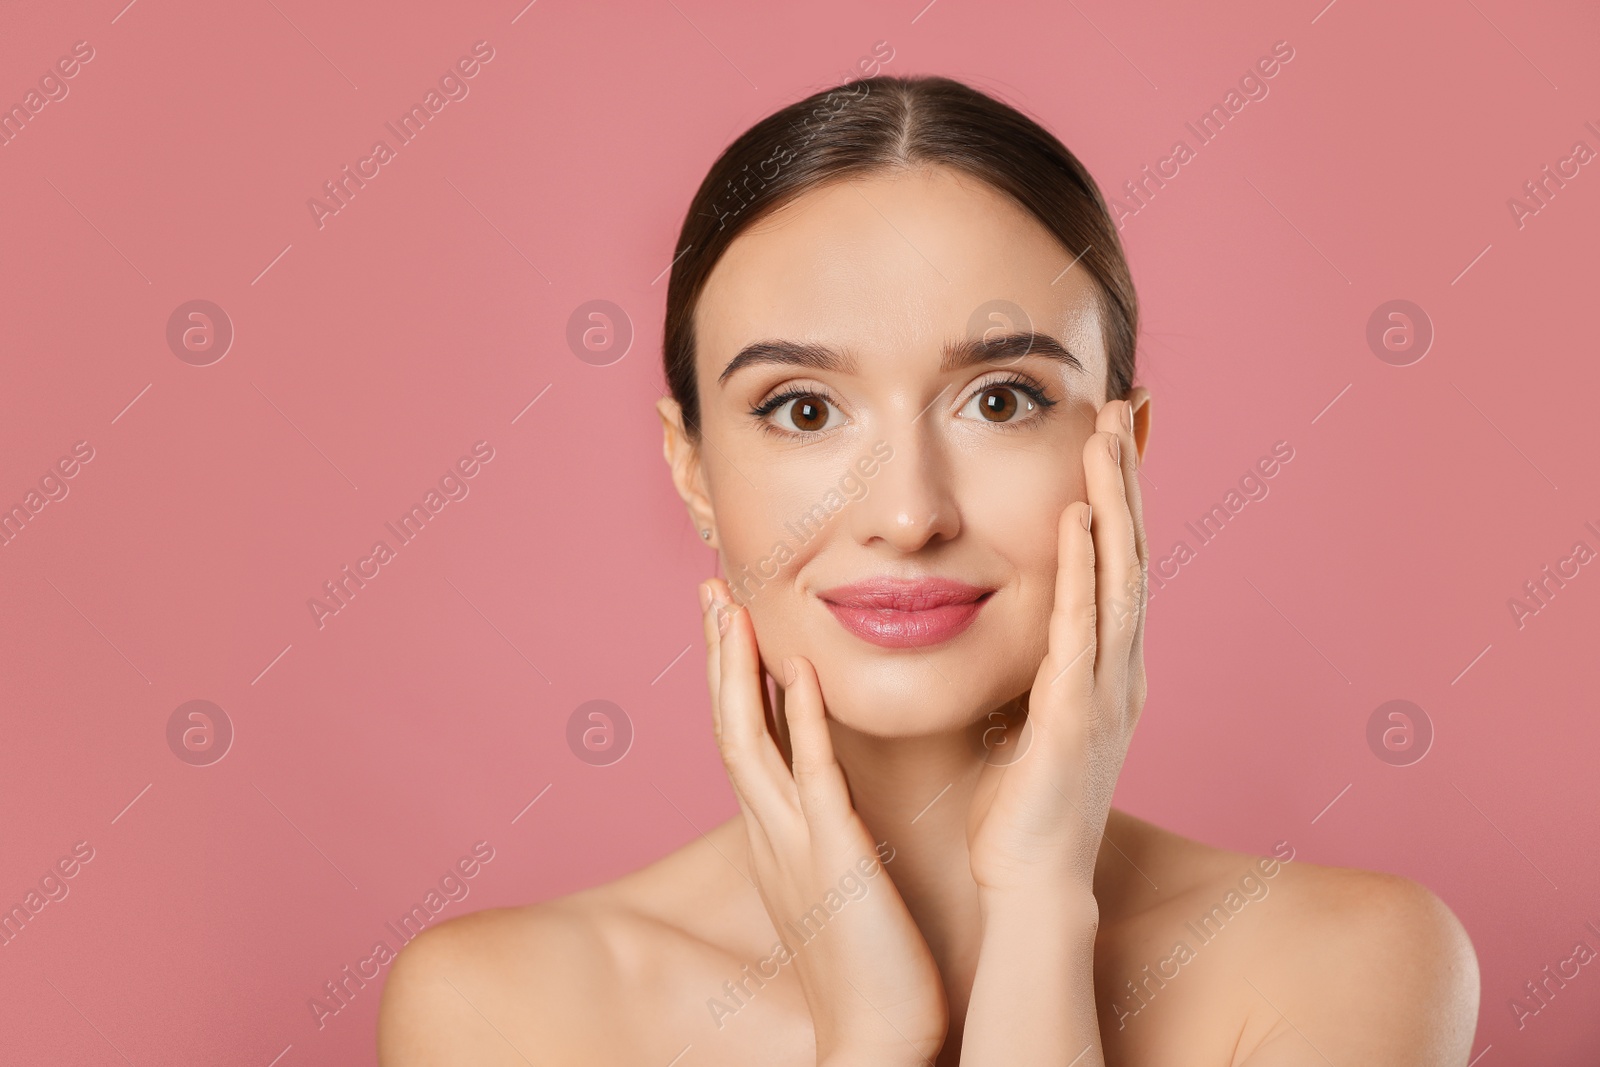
[376,892,615,1066]
[1232,856,1480,1065]
[377,819,773,1067]
[1095,810,1479,1065]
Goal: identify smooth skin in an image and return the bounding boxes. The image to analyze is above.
[378,166,1479,1065]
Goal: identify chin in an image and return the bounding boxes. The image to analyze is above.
[783,624,1044,741]
[819,674,1021,738]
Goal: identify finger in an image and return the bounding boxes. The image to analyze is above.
[1090,403,1142,682]
[712,582,796,815]
[1122,395,1152,664]
[1037,500,1097,719]
[700,580,725,747]
[778,655,851,829]
[700,581,776,849]
[767,664,795,768]
[1120,394,1150,573]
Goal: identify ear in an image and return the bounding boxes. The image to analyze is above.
[1126,385,1152,467]
[656,395,719,548]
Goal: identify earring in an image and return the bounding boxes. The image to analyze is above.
[700,529,711,540]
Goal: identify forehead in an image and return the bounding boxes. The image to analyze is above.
[694,165,1106,389]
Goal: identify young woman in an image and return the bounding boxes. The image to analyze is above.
[378,74,1479,1066]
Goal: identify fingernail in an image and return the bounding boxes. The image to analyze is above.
[781,657,795,686]
[699,582,712,612]
[1082,503,1093,531]
[1110,434,1121,466]
[1125,402,1135,435]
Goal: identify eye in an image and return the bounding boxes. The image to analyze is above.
[753,388,840,435]
[957,376,1055,425]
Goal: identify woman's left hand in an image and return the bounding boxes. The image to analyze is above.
[965,395,1148,897]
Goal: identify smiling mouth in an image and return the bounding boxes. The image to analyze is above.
[817,578,995,649]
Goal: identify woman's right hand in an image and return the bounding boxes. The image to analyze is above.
[701,578,948,1066]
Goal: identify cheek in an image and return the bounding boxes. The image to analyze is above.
[712,450,854,573]
[958,446,1082,544]
[711,483,818,613]
[957,450,1080,614]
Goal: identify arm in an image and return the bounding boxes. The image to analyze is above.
[961,396,1147,1066]
[961,886,1103,1065]
[703,580,949,1066]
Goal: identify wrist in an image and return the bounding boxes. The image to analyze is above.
[964,885,1102,1065]
[816,1020,947,1067]
[807,989,948,1065]
[819,1048,936,1067]
[977,882,1100,936]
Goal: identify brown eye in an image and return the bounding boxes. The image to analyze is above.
[977,386,1019,422]
[781,393,833,433]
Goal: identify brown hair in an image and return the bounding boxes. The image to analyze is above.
[662,73,1138,441]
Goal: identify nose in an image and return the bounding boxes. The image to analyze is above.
[849,416,961,553]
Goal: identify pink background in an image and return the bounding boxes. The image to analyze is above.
[2,0,1597,1062]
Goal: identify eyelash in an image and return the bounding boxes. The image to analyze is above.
[750,374,1058,440]
[961,374,1060,429]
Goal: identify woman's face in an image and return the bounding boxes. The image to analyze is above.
[662,164,1145,737]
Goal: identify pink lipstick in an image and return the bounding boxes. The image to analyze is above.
[817,577,994,649]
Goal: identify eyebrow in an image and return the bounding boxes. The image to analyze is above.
[716,330,1085,385]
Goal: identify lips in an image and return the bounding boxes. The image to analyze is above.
[817,577,995,649]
